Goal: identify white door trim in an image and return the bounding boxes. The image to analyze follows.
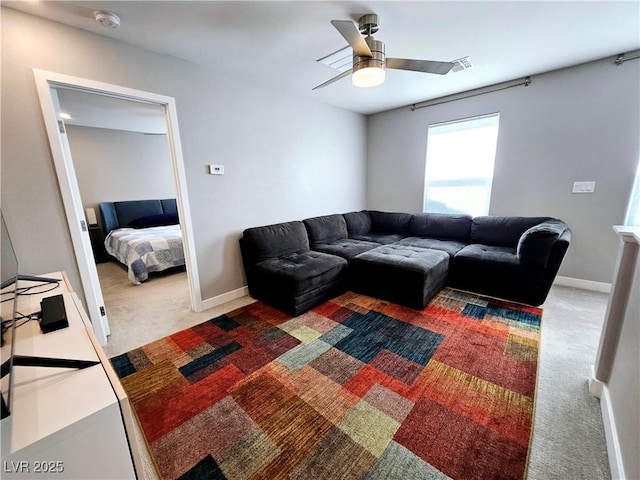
[33,69,203,344]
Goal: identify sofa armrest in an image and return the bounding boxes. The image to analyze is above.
[516,220,568,267]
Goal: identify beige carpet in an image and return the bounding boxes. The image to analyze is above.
[97,261,611,479]
[98,262,255,359]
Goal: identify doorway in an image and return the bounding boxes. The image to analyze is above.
[34,69,202,345]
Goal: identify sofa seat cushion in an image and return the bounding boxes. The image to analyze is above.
[351,245,449,309]
[395,237,467,257]
[454,244,520,266]
[255,251,347,295]
[451,244,545,304]
[311,239,381,261]
[350,233,403,245]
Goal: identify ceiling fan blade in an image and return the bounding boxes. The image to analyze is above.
[386,58,455,75]
[312,69,352,90]
[331,20,372,57]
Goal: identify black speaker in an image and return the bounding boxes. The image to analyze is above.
[40,294,69,333]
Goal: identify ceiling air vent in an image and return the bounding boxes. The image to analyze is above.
[452,56,474,72]
[317,46,352,72]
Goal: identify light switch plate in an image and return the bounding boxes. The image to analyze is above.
[208,164,224,175]
[572,181,595,193]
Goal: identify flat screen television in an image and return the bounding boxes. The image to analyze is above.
[1,212,20,418]
[1,212,98,419]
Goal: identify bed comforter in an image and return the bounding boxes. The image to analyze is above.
[104,224,185,284]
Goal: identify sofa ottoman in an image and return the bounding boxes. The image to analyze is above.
[351,244,449,310]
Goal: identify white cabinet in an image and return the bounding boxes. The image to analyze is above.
[1,273,140,479]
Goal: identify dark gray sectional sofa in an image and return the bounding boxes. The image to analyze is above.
[240,210,571,316]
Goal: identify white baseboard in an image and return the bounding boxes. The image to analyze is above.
[600,385,626,479]
[588,365,604,398]
[201,286,249,311]
[553,276,611,293]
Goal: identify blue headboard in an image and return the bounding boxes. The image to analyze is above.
[99,199,177,234]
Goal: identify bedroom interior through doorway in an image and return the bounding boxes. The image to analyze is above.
[34,69,202,346]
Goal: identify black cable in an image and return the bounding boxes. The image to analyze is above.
[1,311,41,330]
[1,281,60,303]
[1,281,59,337]
[16,282,60,296]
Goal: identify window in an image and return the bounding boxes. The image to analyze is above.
[424,113,500,217]
[625,160,640,226]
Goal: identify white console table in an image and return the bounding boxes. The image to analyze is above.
[1,273,142,479]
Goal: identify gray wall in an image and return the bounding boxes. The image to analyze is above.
[367,58,640,284]
[66,126,175,218]
[1,8,367,301]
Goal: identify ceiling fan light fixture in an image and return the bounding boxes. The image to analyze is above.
[352,36,386,88]
[314,14,459,91]
[352,65,386,88]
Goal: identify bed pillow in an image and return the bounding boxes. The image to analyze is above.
[129,212,179,228]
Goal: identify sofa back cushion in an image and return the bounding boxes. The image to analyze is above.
[470,216,551,247]
[303,214,348,245]
[368,211,412,235]
[410,213,472,242]
[343,211,372,235]
[241,221,309,264]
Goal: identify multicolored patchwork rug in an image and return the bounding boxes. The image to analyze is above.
[111,288,542,480]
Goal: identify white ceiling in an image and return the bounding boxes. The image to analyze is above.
[6,1,640,115]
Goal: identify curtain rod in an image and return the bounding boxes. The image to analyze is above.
[410,77,531,111]
[411,48,640,111]
[615,50,640,65]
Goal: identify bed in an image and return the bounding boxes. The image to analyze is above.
[98,199,185,284]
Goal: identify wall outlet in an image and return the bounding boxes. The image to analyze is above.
[572,181,595,193]
[208,164,224,175]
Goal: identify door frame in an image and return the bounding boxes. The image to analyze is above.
[33,69,203,345]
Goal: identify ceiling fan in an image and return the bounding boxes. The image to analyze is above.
[314,14,456,90]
